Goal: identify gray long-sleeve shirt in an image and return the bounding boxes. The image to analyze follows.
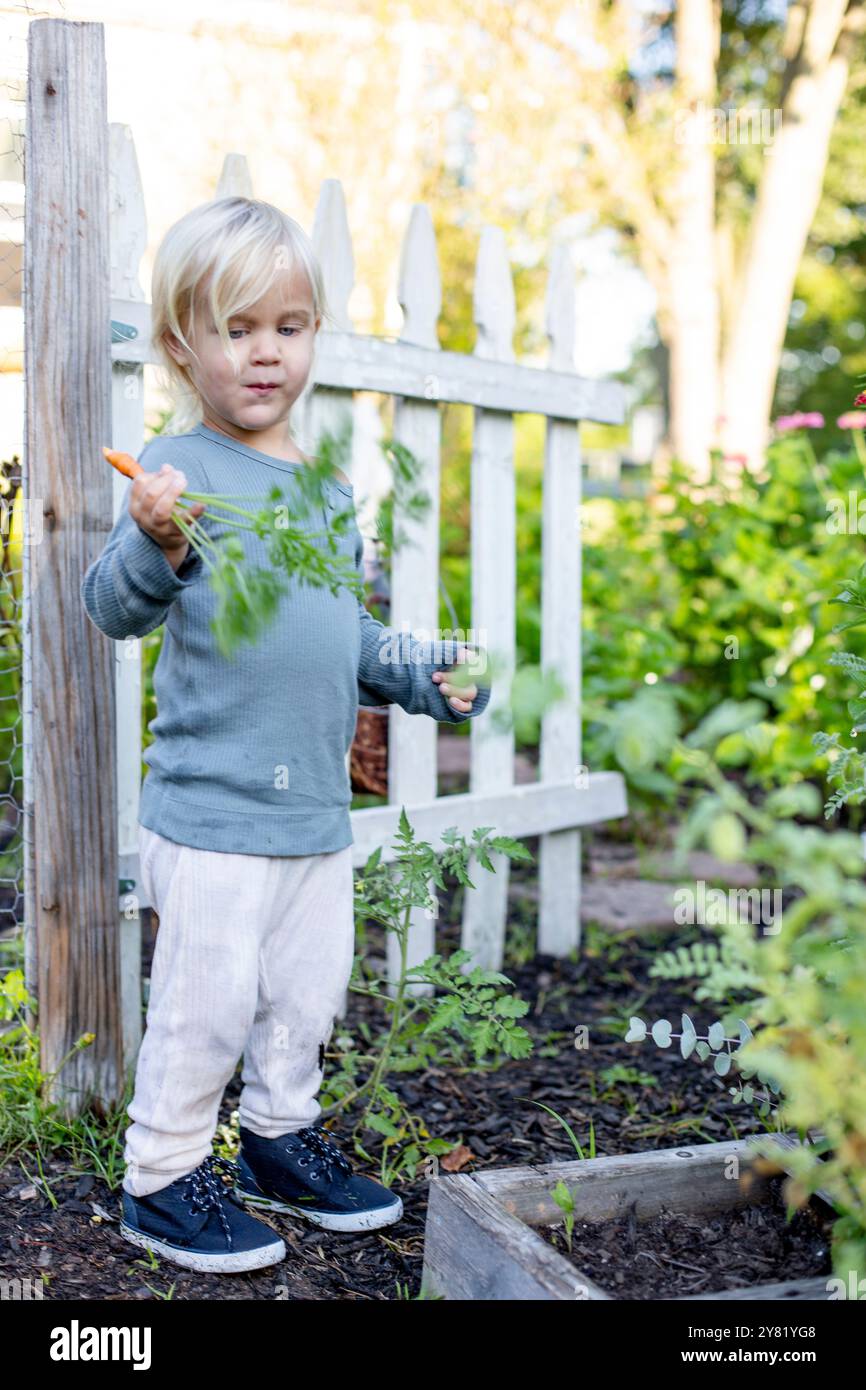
[81,423,491,855]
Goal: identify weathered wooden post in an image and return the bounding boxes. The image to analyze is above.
[25,18,123,1113]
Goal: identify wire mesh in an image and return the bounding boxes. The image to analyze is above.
[1,4,69,986]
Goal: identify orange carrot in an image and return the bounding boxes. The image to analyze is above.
[102,446,143,480]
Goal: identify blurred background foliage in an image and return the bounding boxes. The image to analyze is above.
[438,421,866,824]
[137,410,866,841]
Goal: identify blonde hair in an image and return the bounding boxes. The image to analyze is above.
[150,196,333,446]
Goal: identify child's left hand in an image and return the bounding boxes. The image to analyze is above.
[431,647,485,713]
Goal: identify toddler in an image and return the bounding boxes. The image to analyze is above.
[81,196,491,1274]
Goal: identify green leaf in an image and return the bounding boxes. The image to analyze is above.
[651,1019,673,1048]
[425,998,465,1034]
[707,811,746,863]
[366,1112,402,1138]
[685,698,767,752]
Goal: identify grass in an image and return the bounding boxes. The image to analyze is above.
[0,949,132,1190]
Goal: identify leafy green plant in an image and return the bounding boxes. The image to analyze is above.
[531,1100,596,1248]
[625,1013,780,1114]
[579,434,866,811]
[0,966,130,1184]
[0,454,23,836]
[599,447,866,1268]
[530,1100,596,1160]
[157,433,364,659]
[367,436,436,562]
[597,1062,658,1092]
[609,686,866,1279]
[319,807,534,1183]
[550,1179,576,1253]
[813,559,866,813]
[648,937,762,1003]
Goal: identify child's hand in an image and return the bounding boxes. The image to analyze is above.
[129,464,207,568]
[431,647,486,713]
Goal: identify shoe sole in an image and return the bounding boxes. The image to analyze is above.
[233,1186,404,1232]
[119,1221,286,1274]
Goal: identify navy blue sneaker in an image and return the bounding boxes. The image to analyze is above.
[234,1124,404,1232]
[119,1153,286,1273]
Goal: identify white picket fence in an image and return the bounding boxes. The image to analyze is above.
[108,133,628,1014]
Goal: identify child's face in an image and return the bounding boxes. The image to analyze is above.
[165,265,321,454]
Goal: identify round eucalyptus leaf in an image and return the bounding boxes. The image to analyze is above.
[651,1018,673,1048]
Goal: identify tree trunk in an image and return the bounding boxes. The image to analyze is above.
[719,0,862,471]
[667,0,721,481]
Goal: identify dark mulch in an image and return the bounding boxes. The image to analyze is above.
[0,829,798,1301]
[544,1177,833,1299]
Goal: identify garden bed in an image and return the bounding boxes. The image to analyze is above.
[0,829,820,1300]
[421,1138,835,1301]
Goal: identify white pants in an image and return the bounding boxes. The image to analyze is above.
[123,824,356,1198]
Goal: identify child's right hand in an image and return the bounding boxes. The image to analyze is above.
[129,464,207,570]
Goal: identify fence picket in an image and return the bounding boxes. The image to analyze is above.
[539,244,583,956]
[109,121,148,1076]
[460,226,517,971]
[215,152,253,199]
[389,203,443,993]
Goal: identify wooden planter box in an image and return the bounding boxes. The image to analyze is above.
[421,1137,833,1301]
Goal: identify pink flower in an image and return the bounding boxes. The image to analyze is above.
[837,412,866,429]
[854,392,866,407]
[722,452,748,465]
[774,412,824,432]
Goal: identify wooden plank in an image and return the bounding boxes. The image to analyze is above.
[26,17,123,1110]
[421,1173,607,1301]
[349,772,627,867]
[425,1138,835,1301]
[389,204,443,992]
[461,226,516,972]
[678,1277,831,1302]
[108,120,147,1079]
[110,307,625,425]
[305,178,356,467]
[473,1137,790,1225]
[539,244,584,958]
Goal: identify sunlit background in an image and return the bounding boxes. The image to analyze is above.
[0,0,666,469]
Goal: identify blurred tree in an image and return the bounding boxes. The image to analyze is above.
[202,2,863,475]
[375,0,865,475]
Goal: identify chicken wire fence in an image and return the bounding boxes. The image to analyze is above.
[0,3,68,970]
